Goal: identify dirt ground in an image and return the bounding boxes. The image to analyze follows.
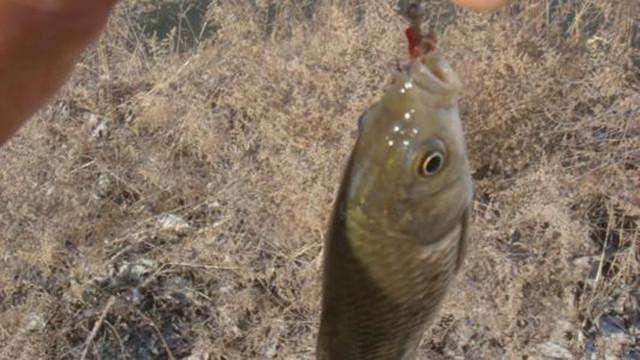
[0,1,638,359]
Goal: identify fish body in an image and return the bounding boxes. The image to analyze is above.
[317,48,473,359]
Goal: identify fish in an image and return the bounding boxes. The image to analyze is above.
[316,23,474,360]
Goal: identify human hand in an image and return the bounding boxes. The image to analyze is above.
[0,0,119,145]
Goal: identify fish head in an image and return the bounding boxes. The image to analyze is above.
[347,53,473,243]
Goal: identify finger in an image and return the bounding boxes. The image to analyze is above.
[451,0,508,11]
[7,0,119,13]
[1,0,118,50]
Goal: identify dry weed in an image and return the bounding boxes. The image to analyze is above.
[0,1,638,359]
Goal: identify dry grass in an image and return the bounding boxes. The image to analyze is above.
[1,0,638,359]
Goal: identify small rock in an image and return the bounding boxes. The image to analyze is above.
[612,291,634,314]
[572,256,598,274]
[598,314,627,335]
[219,285,234,294]
[600,318,635,360]
[207,234,227,247]
[68,279,85,302]
[162,276,193,303]
[454,319,476,346]
[131,259,157,277]
[262,325,284,359]
[510,229,522,243]
[115,259,157,287]
[87,113,99,127]
[97,174,112,197]
[185,343,211,360]
[627,351,640,360]
[537,341,573,359]
[138,258,156,268]
[24,312,45,333]
[264,340,278,358]
[131,287,142,304]
[185,350,210,360]
[92,119,109,138]
[157,214,190,233]
[584,339,598,360]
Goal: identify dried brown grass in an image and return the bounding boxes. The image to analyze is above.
[0,0,638,359]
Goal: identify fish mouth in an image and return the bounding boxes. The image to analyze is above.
[409,52,462,96]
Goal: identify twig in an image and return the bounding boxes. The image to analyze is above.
[104,320,126,356]
[80,296,116,360]
[593,202,615,288]
[140,313,175,360]
[140,265,170,288]
[167,262,239,271]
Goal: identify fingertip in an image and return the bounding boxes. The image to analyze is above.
[451,0,508,12]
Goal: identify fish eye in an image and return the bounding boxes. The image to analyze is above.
[420,151,445,176]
